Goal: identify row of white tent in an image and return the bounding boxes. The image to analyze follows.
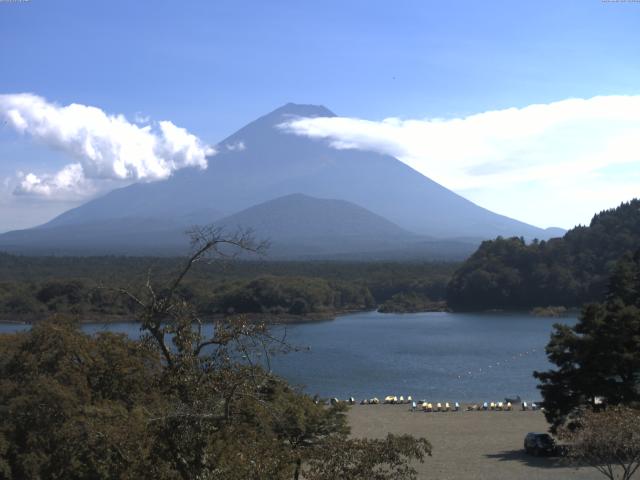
[465,401,541,411]
[420,401,461,412]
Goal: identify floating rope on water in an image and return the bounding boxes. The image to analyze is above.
[454,347,540,380]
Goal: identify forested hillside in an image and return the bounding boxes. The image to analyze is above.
[447,199,640,310]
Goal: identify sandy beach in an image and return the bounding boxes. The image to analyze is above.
[348,405,601,480]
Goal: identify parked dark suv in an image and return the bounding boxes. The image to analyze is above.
[524,433,557,456]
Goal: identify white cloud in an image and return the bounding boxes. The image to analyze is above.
[0,93,214,198]
[134,112,150,124]
[281,95,640,228]
[225,140,246,152]
[15,164,90,197]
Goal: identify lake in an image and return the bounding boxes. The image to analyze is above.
[0,311,575,403]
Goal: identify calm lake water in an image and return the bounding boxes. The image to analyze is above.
[0,311,576,403]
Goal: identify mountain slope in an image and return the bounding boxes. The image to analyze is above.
[0,217,189,256]
[213,193,420,257]
[217,193,412,240]
[0,193,478,259]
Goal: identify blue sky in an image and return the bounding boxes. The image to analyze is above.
[1,0,639,231]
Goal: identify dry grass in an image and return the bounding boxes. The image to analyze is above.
[347,405,602,480]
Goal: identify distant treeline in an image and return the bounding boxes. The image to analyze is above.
[447,199,640,310]
[0,255,457,320]
[6,200,639,318]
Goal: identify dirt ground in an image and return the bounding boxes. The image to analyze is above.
[347,405,602,480]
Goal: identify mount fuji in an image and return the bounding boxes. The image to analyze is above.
[0,103,563,258]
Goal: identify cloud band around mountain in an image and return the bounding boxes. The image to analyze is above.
[0,93,214,198]
[281,95,640,192]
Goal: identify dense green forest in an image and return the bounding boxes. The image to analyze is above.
[0,254,456,321]
[447,199,640,311]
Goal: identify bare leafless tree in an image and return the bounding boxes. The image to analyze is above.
[118,226,270,366]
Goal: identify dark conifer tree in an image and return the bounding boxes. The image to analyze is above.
[534,250,640,431]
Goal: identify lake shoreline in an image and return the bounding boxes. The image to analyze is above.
[0,305,578,326]
[0,309,369,326]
